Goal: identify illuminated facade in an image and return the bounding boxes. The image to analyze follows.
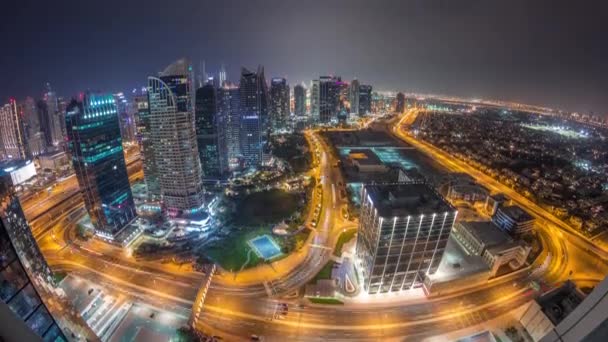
[239,66,268,166]
[65,93,137,236]
[355,182,457,294]
[270,77,290,129]
[218,85,240,169]
[0,173,96,341]
[318,76,339,123]
[21,97,46,157]
[358,84,372,115]
[396,92,405,113]
[195,84,222,177]
[134,93,160,200]
[349,79,360,115]
[147,59,205,214]
[0,99,27,160]
[294,84,306,117]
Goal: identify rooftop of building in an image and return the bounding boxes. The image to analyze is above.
[0,159,33,176]
[489,193,508,202]
[364,182,454,217]
[457,221,512,247]
[348,149,383,166]
[537,280,585,325]
[37,150,66,159]
[427,235,490,283]
[497,205,535,223]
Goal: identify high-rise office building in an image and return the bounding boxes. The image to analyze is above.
[318,76,340,123]
[356,182,457,294]
[44,84,64,147]
[396,92,405,113]
[239,66,268,167]
[310,80,320,121]
[65,93,137,237]
[359,84,373,116]
[218,85,240,169]
[114,93,136,143]
[269,77,290,129]
[0,99,27,161]
[20,97,46,157]
[0,172,97,341]
[349,79,360,115]
[134,93,160,200]
[195,84,222,178]
[147,59,205,215]
[218,63,227,87]
[294,84,306,117]
[36,99,53,148]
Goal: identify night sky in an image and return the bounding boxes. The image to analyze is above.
[2,0,607,115]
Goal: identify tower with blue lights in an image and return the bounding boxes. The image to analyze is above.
[65,93,137,237]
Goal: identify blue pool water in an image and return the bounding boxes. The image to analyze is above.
[249,235,282,260]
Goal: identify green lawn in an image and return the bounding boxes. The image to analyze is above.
[312,260,335,283]
[333,229,357,256]
[308,297,343,305]
[235,190,300,226]
[53,271,67,284]
[205,226,266,271]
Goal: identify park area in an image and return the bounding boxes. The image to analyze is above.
[203,189,310,272]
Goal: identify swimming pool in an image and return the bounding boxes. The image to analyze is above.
[248,234,282,260]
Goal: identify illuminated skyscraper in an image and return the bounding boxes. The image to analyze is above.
[356,182,457,294]
[0,99,27,160]
[0,172,97,341]
[294,84,306,117]
[195,84,222,177]
[114,92,136,143]
[44,84,64,147]
[269,77,290,129]
[318,76,340,123]
[20,97,46,157]
[396,92,405,113]
[310,80,320,121]
[239,66,268,167]
[218,63,227,87]
[218,85,240,169]
[349,79,360,115]
[65,93,137,237]
[134,93,160,200]
[147,59,205,215]
[359,84,372,115]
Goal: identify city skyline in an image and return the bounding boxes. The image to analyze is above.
[2,0,608,116]
[2,2,608,341]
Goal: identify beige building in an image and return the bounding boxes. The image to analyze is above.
[452,221,530,277]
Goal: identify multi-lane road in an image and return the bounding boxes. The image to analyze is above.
[28,120,608,341]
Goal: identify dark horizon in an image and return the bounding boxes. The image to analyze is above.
[1,0,607,115]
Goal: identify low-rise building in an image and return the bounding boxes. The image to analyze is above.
[452,221,530,277]
[492,205,535,235]
[0,159,36,186]
[520,281,585,341]
[484,193,508,215]
[38,151,70,175]
[347,149,388,173]
[447,183,489,203]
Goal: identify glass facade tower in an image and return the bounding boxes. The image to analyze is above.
[294,84,306,117]
[147,59,204,215]
[0,99,27,160]
[356,182,457,294]
[239,67,268,167]
[1,173,97,341]
[65,93,137,237]
[218,86,240,170]
[195,84,222,177]
[269,77,289,129]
